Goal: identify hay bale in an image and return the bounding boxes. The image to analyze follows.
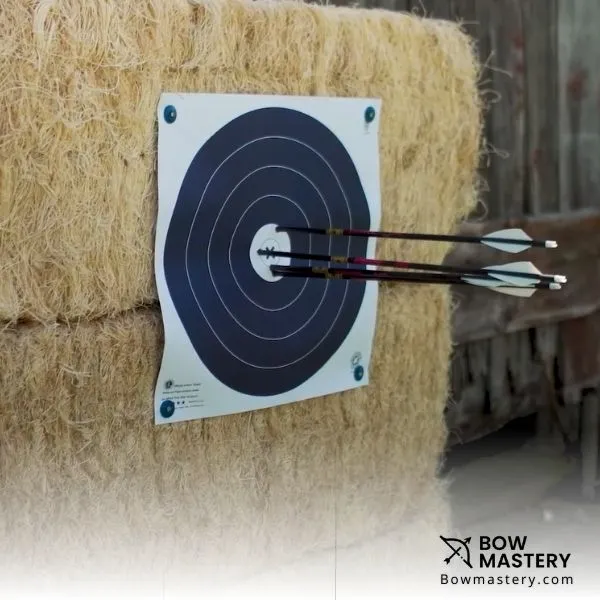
[0,0,481,323]
[0,0,482,591]
[0,303,451,583]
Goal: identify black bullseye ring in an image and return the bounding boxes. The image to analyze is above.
[164,107,370,396]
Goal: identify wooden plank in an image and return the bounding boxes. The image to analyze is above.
[467,342,490,413]
[489,335,509,421]
[449,209,600,344]
[446,340,494,444]
[474,0,526,219]
[518,1,560,442]
[533,324,570,444]
[449,346,470,415]
[522,0,560,215]
[581,390,599,501]
[560,313,600,393]
[558,0,600,211]
[533,325,559,404]
[507,330,536,398]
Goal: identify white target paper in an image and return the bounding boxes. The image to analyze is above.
[154,92,381,424]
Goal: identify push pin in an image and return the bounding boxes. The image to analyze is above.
[354,365,364,381]
[164,105,177,124]
[160,399,175,419]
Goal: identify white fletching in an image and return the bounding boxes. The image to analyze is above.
[490,261,541,273]
[483,261,539,285]
[461,276,537,298]
[481,229,533,253]
[494,286,539,298]
[483,261,566,285]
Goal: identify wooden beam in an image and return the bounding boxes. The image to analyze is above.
[448,208,600,344]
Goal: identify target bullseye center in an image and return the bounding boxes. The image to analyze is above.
[249,223,291,282]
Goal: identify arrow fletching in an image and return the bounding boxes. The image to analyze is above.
[483,261,566,285]
[461,276,538,297]
[481,229,557,253]
[495,283,561,297]
[461,276,561,297]
[484,261,541,285]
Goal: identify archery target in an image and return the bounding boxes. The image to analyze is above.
[154,93,381,424]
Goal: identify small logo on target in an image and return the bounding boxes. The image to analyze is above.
[351,352,362,368]
[351,352,364,381]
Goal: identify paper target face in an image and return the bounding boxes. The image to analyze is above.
[154,93,381,423]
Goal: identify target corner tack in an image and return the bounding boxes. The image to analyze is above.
[153,92,382,424]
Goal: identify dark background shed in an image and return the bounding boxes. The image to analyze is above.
[329,0,600,496]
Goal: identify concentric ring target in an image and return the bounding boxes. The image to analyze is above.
[164,107,371,396]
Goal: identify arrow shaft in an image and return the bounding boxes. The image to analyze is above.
[271,265,554,289]
[273,265,459,284]
[260,249,556,283]
[275,225,549,248]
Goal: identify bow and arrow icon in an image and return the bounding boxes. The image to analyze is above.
[440,535,473,569]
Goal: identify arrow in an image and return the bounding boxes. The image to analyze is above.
[271,265,562,297]
[258,249,566,285]
[275,225,557,252]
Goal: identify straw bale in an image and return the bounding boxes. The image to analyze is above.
[0,0,483,591]
[0,302,451,583]
[0,0,481,323]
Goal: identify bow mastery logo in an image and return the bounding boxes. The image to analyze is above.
[440,535,473,569]
[439,534,574,589]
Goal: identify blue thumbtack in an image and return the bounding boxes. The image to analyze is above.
[164,105,177,124]
[160,399,175,419]
[354,365,364,381]
[364,106,376,124]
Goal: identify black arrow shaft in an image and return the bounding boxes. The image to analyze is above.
[275,225,548,248]
[259,249,555,283]
[271,265,553,289]
[273,265,464,284]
